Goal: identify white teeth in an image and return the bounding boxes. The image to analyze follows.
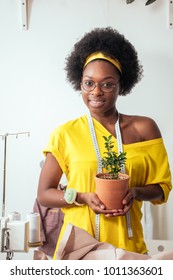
[90,100,104,107]
[91,101,103,104]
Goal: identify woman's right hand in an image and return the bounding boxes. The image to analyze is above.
[77,192,120,215]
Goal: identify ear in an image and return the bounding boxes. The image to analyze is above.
[118,80,125,96]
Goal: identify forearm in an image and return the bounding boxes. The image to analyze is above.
[37,188,70,208]
[133,184,164,202]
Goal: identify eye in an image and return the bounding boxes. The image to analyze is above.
[101,82,114,88]
[83,80,94,87]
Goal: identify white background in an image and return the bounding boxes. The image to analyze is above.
[0,0,173,259]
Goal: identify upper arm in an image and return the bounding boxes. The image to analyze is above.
[37,152,63,195]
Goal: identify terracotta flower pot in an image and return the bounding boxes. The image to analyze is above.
[95,173,130,210]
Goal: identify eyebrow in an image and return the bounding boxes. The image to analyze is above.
[83,75,116,80]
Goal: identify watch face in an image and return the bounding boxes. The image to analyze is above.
[64,188,76,204]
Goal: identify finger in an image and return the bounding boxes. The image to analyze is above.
[91,200,105,209]
[113,211,126,216]
[105,214,114,217]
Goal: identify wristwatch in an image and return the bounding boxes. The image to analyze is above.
[64,188,84,206]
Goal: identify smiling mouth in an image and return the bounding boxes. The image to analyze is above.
[89,100,105,108]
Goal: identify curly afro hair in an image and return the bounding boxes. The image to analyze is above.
[65,27,143,96]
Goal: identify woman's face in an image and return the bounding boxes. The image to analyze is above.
[81,60,121,116]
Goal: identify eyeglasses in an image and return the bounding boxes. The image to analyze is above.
[81,80,119,93]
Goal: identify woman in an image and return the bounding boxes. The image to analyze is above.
[37,27,172,257]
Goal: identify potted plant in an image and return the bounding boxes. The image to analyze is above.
[95,135,130,210]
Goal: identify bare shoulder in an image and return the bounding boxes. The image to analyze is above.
[121,114,162,142]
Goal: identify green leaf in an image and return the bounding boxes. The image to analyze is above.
[107,135,112,141]
[101,134,127,177]
[103,136,107,141]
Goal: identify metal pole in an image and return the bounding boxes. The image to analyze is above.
[0,131,30,218]
[2,134,7,217]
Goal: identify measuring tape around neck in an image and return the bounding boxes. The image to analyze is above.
[87,112,133,240]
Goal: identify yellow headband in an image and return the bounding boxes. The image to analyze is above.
[84,52,122,73]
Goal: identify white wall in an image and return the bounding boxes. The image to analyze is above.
[0,0,173,259]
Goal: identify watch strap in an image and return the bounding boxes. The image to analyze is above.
[64,188,84,206]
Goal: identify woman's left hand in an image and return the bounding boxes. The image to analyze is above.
[105,188,135,217]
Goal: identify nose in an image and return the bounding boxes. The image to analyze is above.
[91,83,103,95]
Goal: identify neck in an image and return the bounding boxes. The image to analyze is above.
[89,110,119,126]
